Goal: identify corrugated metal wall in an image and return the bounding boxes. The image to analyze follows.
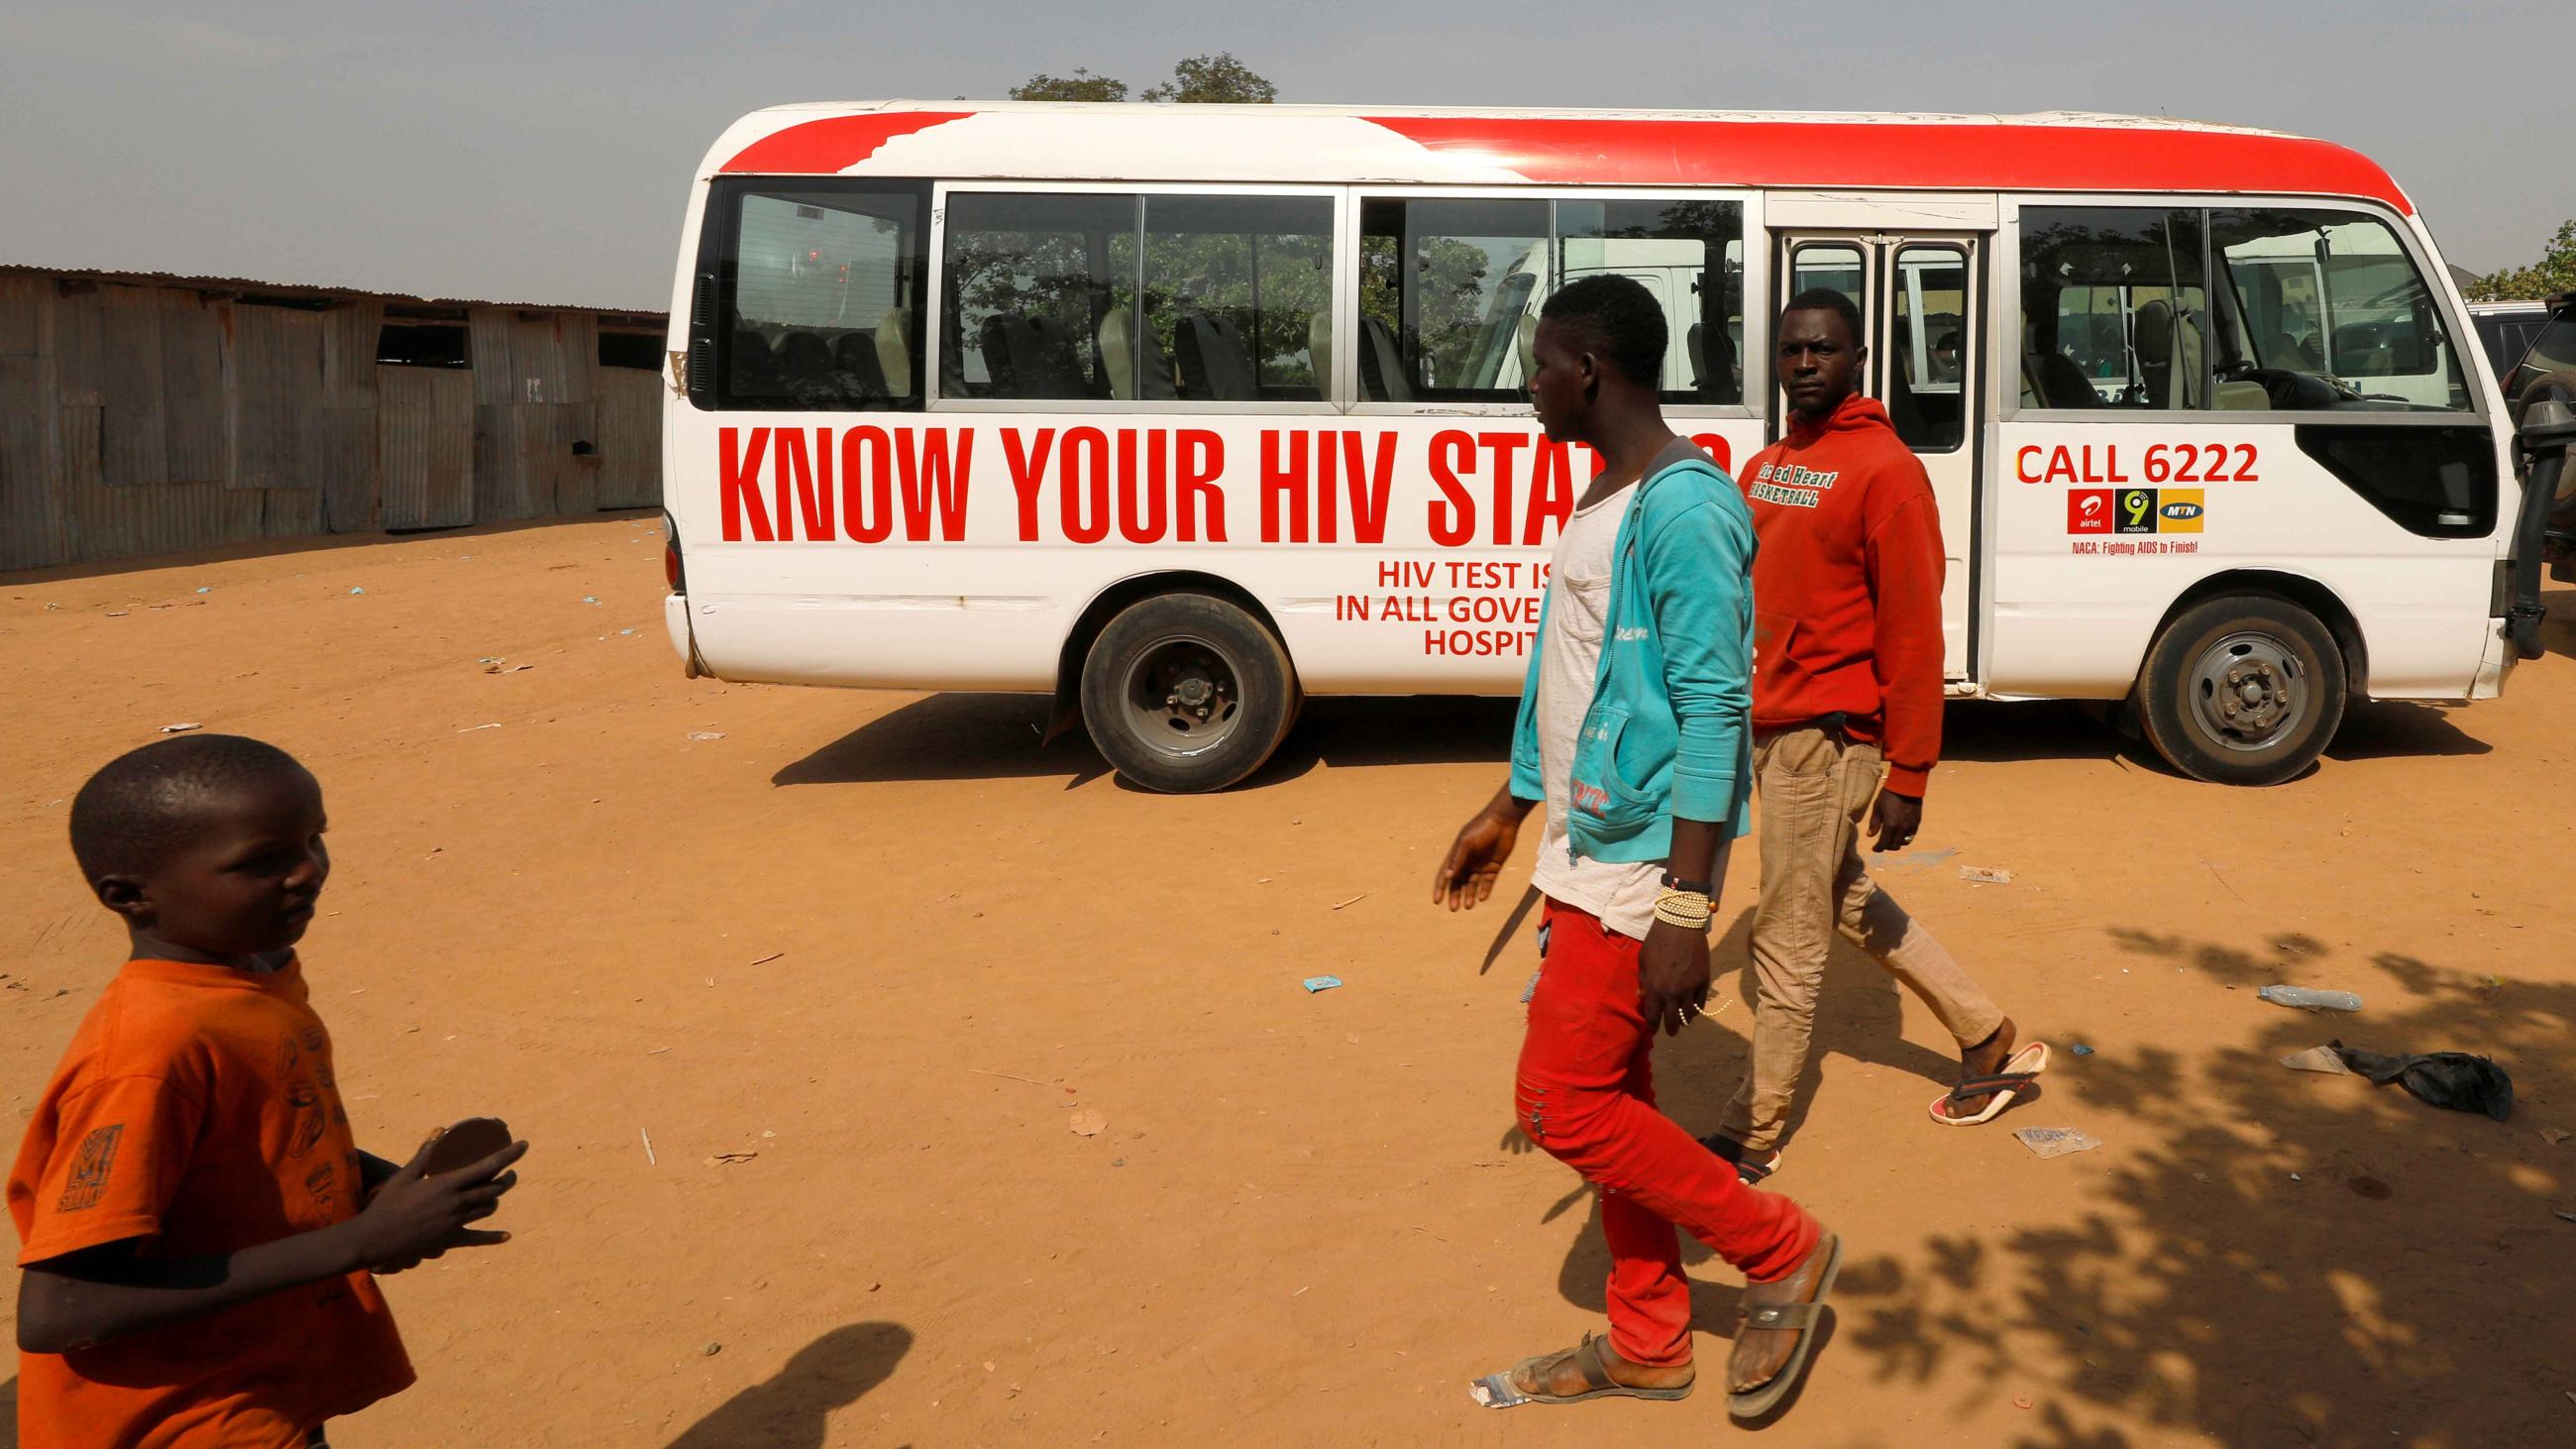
[0,272,665,574]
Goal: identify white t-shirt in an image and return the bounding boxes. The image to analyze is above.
[1530,481,1665,940]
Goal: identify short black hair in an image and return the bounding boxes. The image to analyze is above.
[1541,274,1667,389]
[69,734,313,880]
[1782,287,1866,347]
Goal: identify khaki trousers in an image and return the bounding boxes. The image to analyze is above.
[1721,725,2004,1152]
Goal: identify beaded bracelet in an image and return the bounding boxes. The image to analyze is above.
[1654,887,1713,930]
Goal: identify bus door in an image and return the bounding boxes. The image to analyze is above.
[1769,231,1984,680]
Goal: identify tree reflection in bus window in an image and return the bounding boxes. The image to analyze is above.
[944,192,1335,404]
[2210,208,2470,412]
[1358,197,1743,405]
[941,191,1132,401]
[2017,207,2207,411]
[1138,194,1334,402]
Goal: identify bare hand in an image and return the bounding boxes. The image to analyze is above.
[1869,790,1923,853]
[350,1132,527,1271]
[1433,808,1522,912]
[1638,919,1713,1037]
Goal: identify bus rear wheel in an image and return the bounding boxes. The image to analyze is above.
[2135,595,2346,785]
[1080,593,1298,793]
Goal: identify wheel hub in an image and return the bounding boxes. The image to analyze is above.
[1124,639,1241,753]
[2191,633,2307,750]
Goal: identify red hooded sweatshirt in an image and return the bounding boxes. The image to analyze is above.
[1742,393,1946,797]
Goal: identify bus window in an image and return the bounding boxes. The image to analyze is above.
[719,181,926,409]
[1890,244,1968,451]
[1140,194,1335,402]
[1357,196,1743,405]
[2210,208,2471,412]
[942,191,1135,401]
[1790,244,1866,308]
[1553,199,1745,403]
[2017,207,2206,411]
[1358,198,1548,402]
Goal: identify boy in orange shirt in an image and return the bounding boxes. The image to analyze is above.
[10,734,526,1447]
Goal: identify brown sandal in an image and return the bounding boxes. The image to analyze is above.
[1469,1332,1695,1407]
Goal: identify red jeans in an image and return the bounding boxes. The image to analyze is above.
[1516,901,1821,1368]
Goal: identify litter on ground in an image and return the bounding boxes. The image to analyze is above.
[2013,1127,2101,1160]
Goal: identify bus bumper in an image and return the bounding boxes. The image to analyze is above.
[665,593,702,679]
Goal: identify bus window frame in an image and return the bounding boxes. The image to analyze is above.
[696,174,935,413]
[927,179,1347,416]
[1997,192,2495,427]
[1342,183,1768,422]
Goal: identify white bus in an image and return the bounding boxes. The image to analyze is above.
[659,102,2528,790]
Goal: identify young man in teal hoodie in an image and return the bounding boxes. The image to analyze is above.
[1434,276,1840,1421]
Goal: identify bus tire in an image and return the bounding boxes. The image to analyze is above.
[2134,595,2346,785]
[1079,593,1298,793]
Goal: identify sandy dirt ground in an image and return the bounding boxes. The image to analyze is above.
[2,513,2572,1448]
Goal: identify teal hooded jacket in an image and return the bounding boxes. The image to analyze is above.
[1508,443,1758,862]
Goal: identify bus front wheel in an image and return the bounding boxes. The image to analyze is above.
[2135,595,2346,785]
[1079,593,1298,793]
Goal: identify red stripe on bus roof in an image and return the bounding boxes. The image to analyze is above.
[720,111,972,173]
[1362,116,2412,213]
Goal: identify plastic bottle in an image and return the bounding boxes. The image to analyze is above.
[2258,984,2362,1011]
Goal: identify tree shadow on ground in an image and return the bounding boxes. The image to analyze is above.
[1829,933,2569,1446]
[665,1321,913,1449]
[1512,923,2568,1442]
[772,694,1513,791]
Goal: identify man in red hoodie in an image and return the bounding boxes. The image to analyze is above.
[1705,290,2038,1180]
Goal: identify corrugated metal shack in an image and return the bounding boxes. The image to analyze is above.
[0,266,668,573]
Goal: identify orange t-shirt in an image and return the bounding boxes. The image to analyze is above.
[9,957,414,1447]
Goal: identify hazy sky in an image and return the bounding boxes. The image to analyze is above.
[3,1,2565,309]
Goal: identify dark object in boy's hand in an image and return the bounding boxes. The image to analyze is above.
[421,1117,513,1175]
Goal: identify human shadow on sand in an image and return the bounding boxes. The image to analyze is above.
[665,1321,913,1449]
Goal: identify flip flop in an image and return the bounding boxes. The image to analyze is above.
[1469,1332,1694,1407]
[1928,1042,2051,1126]
[1699,1132,1784,1184]
[1727,1231,1844,1420]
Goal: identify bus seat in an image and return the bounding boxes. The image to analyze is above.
[1023,315,1095,397]
[1359,316,1411,401]
[2032,351,2099,408]
[730,329,781,394]
[832,333,889,399]
[776,332,834,391]
[2135,300,2176,406]
[1690,321,1739,402]
[978,314,1022,395]
[1308,313,1332,398]
[2214,380,2272,410]
[1178,312,1257,401]
[1514,312,1537,389]
[1097,310,1176,401]
[1686,323,1705,390]
[875,308,913,396]
[1884,359,1932,443]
